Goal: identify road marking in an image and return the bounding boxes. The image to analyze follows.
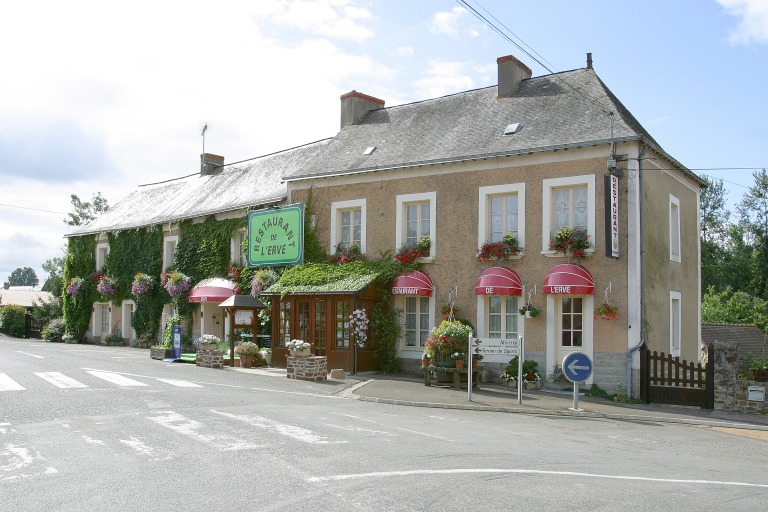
[35,372,88,389]
[148,411,261,451]
[86,371,148,387]
[1,443,57,481]
[0,374,25,391]
[157,378,203,388]
[15,351,43,359]
[306,468,768,488]
[711,427,768,441]
[119,436,156,456]
[212,410,345,445]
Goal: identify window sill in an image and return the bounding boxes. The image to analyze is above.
[417,257,434,264]
[541,250,595,258]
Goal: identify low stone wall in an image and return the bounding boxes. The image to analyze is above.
[287,356,327,381]
[196,350,224,369]
[712,341,768,413]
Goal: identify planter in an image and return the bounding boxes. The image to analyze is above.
[502,379,517,388]
[290,350,311,358]
[524,379,542,390]
[150,347,172,360]
[199,342,218,351]
[240,355,254,368]
[422,358,430,367]
[454,360,465,369]
[262,352,272,366]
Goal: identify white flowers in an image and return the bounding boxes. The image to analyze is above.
[286,339,311,352]
[349,308,369,348]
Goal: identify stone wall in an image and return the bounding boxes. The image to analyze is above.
[287,356,328,381]
[196,350,224,369]
[712,341,768,413]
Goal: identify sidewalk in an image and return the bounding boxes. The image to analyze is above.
[337,372,768,431]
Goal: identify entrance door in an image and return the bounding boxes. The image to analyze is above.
[329,299,352,371]
[314,300,327,357]
[547,294,593,383]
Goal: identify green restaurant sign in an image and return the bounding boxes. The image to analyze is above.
[247,204,304,267]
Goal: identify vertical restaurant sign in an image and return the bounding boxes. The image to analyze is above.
[247,204,304,267]
[604,174,619,258]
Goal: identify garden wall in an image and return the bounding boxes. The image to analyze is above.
[712,340,768,414]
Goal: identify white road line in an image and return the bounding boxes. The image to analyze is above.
[148,411,260,451]
[15,351,43,359]
[86,371,148,387]
[34,372,88,389]
[211,410,345,445]
[306,468,768,489]
[157,378,203,388]
[0,374,25,391]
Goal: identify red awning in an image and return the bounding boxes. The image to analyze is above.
[189,278,237,303]
[392,271,433,296]
[475,266,523,296]
[543,264,594,295]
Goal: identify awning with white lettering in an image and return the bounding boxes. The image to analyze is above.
[543,264,594,295]
[392,271,433,296]
[475,266,523,296]
[189,278,238,303]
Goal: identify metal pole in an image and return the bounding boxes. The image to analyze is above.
[467,332,473,402]
[518,336,523,404]
[572,381,579,410]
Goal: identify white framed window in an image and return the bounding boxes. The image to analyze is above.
[92,302,111,336]
[560,297,584,348]
[670,291,681,357]
[95,242,109,271]
[478,183,525,249]
[231,229,246,267]
[163,235,179,270]
[669,195,681,262]
[330,199,367,253]
[396,192,436,259]
[486,296,520,339]
[399,295,433,349]
[542,175,595,254]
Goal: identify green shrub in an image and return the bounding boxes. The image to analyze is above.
[0,305,28,337]
[42,318,67,342]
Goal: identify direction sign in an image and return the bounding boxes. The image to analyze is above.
[562,352,593,383]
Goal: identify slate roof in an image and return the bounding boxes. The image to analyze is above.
[282,68,701,184]
[68,140,330,236]
[701,323,768,358]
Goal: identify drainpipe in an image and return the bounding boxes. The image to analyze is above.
[626,143,648,396]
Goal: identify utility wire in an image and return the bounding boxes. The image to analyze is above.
[0,203,67,215]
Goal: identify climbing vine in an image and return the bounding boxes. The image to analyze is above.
[303,187,327,263]
[62,235,96,338]
[174,216,245,283]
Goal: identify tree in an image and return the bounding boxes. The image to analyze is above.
[700,176,735,293]
[41,255,65,296]
[737,169,768,299]
[65,192,109,227]
[700,176,730,243]
[3,267,39,288]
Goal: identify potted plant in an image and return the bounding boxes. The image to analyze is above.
[594,303,618,321]
[421,351,431,367]
[150,337,172,360]
[104,333,124,346]
[451,352,466,369]
[501,357,541,388]
[519,303,539,318]
[285,339,312,357]
[550,365,570,389]
[195,334,221,352]
[549,226,592,264]
[260,347,272,366]
[394,236,431,265]
[472,353,484,367]
[328,242,366,264]
[234,341,261,368]
[424,320,473,360]
[476,233,523,262]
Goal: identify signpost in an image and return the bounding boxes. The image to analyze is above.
[562,351,593,410]
[246,204,305,268]
[164,325,182,362]
[469,335,523,404]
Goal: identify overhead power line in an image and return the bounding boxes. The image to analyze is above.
[0,203,67,215]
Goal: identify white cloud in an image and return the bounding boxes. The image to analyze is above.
[257,0,375,42]
[396,46,415,57]
[717,0,768,44]
[429,7,469,38]
[413,61,475,98]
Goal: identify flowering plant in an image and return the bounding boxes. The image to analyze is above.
[450,352,465,361]
[251,268,278,295]
[96,275,116,297]
[348,308,369,348]
[594,303,618,320]
[424,320,473,358]
[477,233,523,262]
[549,227,592,263]
[285,339,311,352]
[194,334,221,350]
[162,271,192,297]
[329,242,366,264]
[518,303,539,317]
[234,341,261,357]
[66,277,84,295]
[394,236,431,265]
[440,304,459,321]
[131,272,154,296]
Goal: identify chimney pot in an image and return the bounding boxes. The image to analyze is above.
[340,90,385,129]
[587,52,593,69]
[497,55,532,98]
[200,153,224,176]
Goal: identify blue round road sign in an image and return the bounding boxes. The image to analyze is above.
[562,352,593,383]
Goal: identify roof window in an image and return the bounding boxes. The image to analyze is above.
[503,123,522,135]
[363,146,376,155]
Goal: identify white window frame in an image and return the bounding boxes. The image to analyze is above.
[92,302,112,338]
[541,175,595,255]
[395,192,436,260]
[484,295,521,339]
[121,300,136,340]
[231,229,246,268]
[670,291,682,357]
[95,242,109,271]
[478,183,525,252]
[398,295,434,351]
[163,235,179,270]
[330,199,367,254]
[669,194,681,263]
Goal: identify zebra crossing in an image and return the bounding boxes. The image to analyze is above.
[0,370,203,391]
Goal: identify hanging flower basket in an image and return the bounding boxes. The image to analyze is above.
[162,271,192,297]
[518,303,539,318]
[66,277,84,296]
[131,272,155,297]
[96,275,116,298]
[594,303,618,320]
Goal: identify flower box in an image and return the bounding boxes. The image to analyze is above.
[150,347,172,360]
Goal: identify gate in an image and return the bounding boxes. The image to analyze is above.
[640,344,714,409]
[25,314,44,339]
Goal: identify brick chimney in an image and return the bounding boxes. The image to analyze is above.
[340,90,385,129]
[200,153,224,176]
[497,55,532,98]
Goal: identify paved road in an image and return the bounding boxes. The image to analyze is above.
[2,338,767,511]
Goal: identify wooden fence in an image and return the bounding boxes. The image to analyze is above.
[640,344,714,409]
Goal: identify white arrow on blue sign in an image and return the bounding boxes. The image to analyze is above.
[562,352,593,383]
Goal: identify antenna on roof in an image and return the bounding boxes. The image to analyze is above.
[201,123,208,173]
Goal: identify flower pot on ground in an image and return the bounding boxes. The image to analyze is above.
[239,355,255,368]
[455,360,465,369]
[260,349,272,366]
[150,346,172,360]
[422,357,431,367]
[450,352,466,368]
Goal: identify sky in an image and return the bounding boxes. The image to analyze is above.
[1,0,766,288]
